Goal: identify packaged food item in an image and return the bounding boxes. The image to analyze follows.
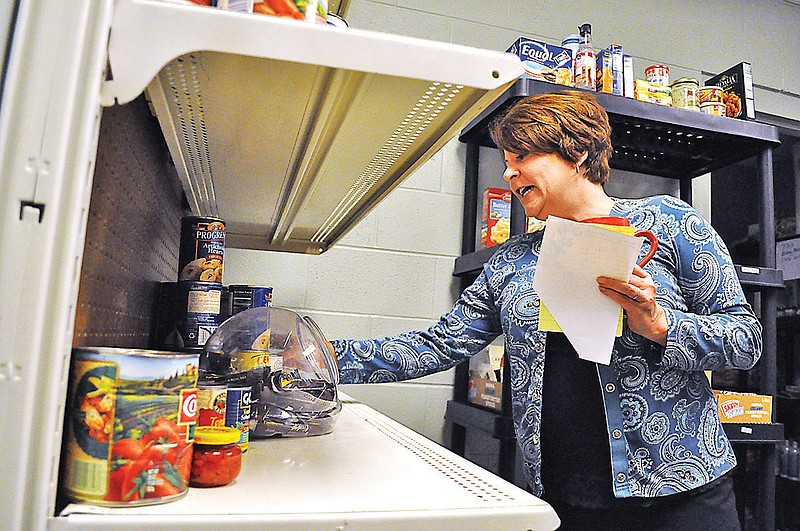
[63,348,199,506]
[560,34,581,85]
[481,187,512,249]
[700,101,727,116]
[526,216,546,233]
[154,281,225,352]
[670,78,700,111]
[467,341,504,412]
[228,284,273,316]
[225,386,252,452]
[595,44,623,95]
[197,384,228,427]
[633,79,672,106]
[714,390,773,423]
[573,23,596,90]
[705,62,755,119]
[506,37,572,85]
[251,0,327,23]
[190,426,243,487]
[596,48,613,94]
[645,64,670,86]
[178,216,225,283]
[623,55,635,98]
[215,0,253,12]
[698,85,724,104]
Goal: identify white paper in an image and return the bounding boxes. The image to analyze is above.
[533,216,644,365]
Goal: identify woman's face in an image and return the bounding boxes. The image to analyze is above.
[502,151,581,220]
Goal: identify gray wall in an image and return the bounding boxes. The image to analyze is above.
[225,0,800,445]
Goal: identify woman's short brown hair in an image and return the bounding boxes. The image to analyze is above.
[489,90,613,185]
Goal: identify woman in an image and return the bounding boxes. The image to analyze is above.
[331,91,760,530]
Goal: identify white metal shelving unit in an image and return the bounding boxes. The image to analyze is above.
[103,0,523,253]
[53,397,560,530]
[0,1,534,530]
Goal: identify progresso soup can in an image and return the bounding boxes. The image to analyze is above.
[178,216,225,283]
[62,347,199,506]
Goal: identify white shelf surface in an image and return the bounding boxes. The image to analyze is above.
[101,0,523,254]
[53,398,559,530]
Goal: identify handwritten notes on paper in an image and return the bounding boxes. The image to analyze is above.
[533,216,645,365]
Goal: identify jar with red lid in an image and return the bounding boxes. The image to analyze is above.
[190,426,243,487]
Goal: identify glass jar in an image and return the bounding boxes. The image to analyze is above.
[190,426,243,487]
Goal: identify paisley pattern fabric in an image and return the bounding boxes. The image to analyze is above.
[332,195,761,499]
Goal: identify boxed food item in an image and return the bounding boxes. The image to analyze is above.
[705,62,755,120]
[714,390,773,424]
[596,45,623,95]
[527,216,546,233]
[467,343,504,411]
[623,55,635,98]
[506,37,572,86]
[634,79,672,106]
[481,187,512,248]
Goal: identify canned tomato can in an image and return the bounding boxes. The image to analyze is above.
[700,101,727,116]
[155,281,224,351]
[228,285,273,316]
[178,216,226,283]
[225,387,252,452]
[197,384,228,427]
[698,85,724,104]
[670,78,700,110]
[63,347,199,506]
[645,64,670,86]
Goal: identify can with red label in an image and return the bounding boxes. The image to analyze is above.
[645,64,670,86]
[197,384,228,427]
[63,347,199,506]
[178,216,226,283]
[225,386,252,452]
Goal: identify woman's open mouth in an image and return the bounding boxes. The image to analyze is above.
[518,185,535,198]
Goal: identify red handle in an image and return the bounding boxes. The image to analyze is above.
[634,230,658,267]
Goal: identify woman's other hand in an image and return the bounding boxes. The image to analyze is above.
[597,265,668,345]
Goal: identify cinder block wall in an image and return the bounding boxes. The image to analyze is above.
[225,0,800,445]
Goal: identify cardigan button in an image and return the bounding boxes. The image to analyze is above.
[605,383,616,393]
[612,429,622,439]
[616,472,626,482]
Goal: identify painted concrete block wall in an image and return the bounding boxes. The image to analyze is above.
[225,0,800,446]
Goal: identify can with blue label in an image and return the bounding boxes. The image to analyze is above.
[154,281,224,352]
[228,285,273,316]
[225,386,251,452]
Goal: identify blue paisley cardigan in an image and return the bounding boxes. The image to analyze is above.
[332,195,762,499]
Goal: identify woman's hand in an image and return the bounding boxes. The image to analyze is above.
[597,265,668,346]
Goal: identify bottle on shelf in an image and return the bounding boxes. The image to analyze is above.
[573,23,596,90]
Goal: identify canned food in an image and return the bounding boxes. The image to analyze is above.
[225,386,252,452]
[670,78,700,110]
[178,216,225,283]
[698,85,724,104]
[228,285,273,316]
[63,347,199,506]
[197,384,228,427]
[645,64,670,86]
[154,281,224,351]
[700,101,727,116]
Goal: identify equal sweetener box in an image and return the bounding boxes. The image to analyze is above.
[713,390,773,423]
[506,37,572,85]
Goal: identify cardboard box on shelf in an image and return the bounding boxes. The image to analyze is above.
[481,187,512,249]
[468,343,504,411]
[713,390,773,424]
[705,62,755,120]
[506,37,572,86]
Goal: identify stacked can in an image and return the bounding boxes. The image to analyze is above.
[228,284,273,316]
[153,216,226,353]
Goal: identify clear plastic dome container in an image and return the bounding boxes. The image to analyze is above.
[201,306,341,438]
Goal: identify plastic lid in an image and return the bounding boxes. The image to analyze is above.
[578,23,592,35]
[561,34,581,45]
[195,426,241,445]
